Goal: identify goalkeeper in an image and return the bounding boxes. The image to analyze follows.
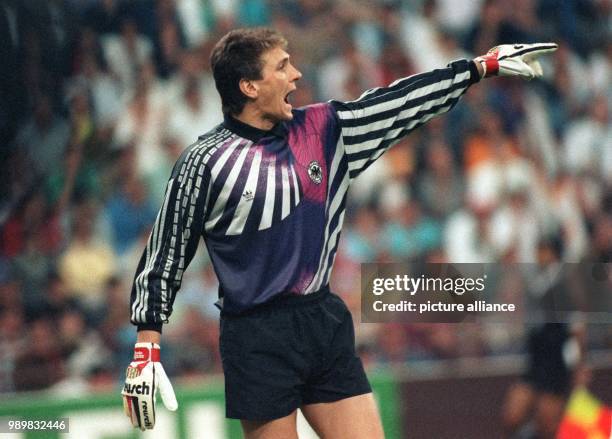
[122,28,557,438]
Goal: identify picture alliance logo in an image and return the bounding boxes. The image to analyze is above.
[123,382,151,395]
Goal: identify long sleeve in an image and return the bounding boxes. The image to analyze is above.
[331,59,480,179]
[130,146,212,331]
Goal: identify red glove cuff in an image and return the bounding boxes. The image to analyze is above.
[133,343,161,362]
[477,48,500,77]
[481,55,499,76]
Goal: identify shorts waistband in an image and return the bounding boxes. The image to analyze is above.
[221,286,330,317]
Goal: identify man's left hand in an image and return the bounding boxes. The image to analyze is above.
[476,43,558,80]
[121,343,178,431]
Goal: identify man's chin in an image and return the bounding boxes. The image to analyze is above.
[278,109,294,121]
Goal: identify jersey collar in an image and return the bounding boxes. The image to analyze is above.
[223,114,288,143]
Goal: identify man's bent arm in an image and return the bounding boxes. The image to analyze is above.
[129,146,211,332]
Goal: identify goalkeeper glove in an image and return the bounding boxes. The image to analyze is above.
[121,342,178,431]
[476,43,558,80]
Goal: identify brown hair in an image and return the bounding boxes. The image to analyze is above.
[210,28,287,116]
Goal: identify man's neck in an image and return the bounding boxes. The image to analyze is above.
[233,107,275,131]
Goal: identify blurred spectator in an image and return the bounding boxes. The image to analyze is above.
[58,308,110,384]
[538,0,610,55]
[166,76,223,147]
[74,45,125,131]
[144,135,185,206]
[444,195,499,263]
[1,191,62,259]
[149,0,188,78]
[101,17,153,90]
[165,48,222,126]
[0,308,25,393]
[21,0,77,91]
[10,228,54,308]
[464,0,541,56]
[435,0,483,37]
[348,154,393,211]
[318,37,382,101]
[501,237,589,439]
[14,93,70,179]
[176,263,220,321]
[97,276,135,370]
[238,0,271,27]
[0,0,28,162]
[343,207,382,262]
[333,0,386,62]
[417,138,464,218]
[104,176,157,255]
[58,201,115,312]
[381,199,442,260]
[175,0,212,47]
[13,318,65,392]
[113,61,169,177]
[373,323,411,364]
[562,95,611,181]
[487,144,541,262]
[590,214,611,262]
[549,173,590,261]
[167,308,220,376]
[399,0,467,72]
[378,37,415,86]
[82,0,128,35]
[34,271,80,322]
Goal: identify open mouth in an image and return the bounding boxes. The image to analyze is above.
[284,90,294,105]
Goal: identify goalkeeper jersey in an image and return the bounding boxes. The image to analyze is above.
[131,59,480,329]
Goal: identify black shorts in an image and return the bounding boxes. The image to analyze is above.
[523,323,571,395]
[219,287,372,420]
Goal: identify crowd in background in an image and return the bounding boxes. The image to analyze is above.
[0,0,609,395]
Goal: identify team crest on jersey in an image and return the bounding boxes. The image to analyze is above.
[308,161,322,184]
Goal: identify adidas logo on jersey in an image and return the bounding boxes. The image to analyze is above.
[242,190,254,201]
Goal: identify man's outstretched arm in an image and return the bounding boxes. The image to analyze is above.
[331,42,557,180]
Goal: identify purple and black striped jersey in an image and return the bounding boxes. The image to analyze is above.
[130,59,480,329]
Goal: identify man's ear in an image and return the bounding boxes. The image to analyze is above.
[239,79,258,99]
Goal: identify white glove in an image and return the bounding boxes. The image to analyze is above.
[121,342,178,431]
[476,43,558,80]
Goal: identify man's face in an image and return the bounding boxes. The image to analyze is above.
[252,46,302,124]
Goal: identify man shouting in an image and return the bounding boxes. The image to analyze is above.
[122,27,556,438]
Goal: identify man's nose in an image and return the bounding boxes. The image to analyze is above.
[292,66,302,81]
